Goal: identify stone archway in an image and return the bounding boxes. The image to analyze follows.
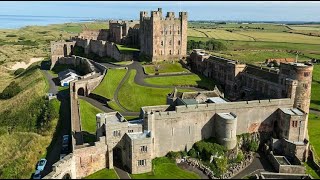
[77,87,85,96]
[62,173,71,179]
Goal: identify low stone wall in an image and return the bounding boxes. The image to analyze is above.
[185,152,254,179]
[268,152,305,174]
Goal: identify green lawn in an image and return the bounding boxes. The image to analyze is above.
[308,113,320,162]
[118,70,194,112]
[130,157,200,179]
[85,168,118,179]
[311,64,320,111]
[93,69,127,99]
[144,74,216,90]
[124,116,140,121]
[304,161,320,179]
[113,61,133,65]
[144,62,189,75]
[79,99,103,133]
[107,101,125,112]
[116,44,139,54]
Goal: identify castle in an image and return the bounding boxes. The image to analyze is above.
[93,51,312,174]
[45,7,314,179]
[50,8,187,69]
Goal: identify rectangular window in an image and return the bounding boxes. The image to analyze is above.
[137,159,146,166]
[140,146,147,152]
[304,72,310,77]
[113,130,121,137]
[128,130,133,133]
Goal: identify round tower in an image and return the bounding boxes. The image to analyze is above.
[280,62,313,113]
[215,112,238,150]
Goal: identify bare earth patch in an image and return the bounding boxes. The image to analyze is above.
[7,57,44,70]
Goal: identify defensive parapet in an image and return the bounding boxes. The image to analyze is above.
[50,41,76,69]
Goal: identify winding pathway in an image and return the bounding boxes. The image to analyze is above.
[85,61,206,115]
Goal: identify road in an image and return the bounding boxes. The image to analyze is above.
[40,66,71,177]
[231,152,275,179]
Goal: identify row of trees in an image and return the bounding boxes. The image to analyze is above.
[187,40,227,51]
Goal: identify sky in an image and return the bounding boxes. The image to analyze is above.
[0,1,320,22]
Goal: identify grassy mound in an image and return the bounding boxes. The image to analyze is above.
[85,168,118,179]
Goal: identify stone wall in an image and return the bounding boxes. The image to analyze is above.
[73,37,134,61]
[142,98,294,158]
[42,154,76,179]
[73,138,108,178]
[50,41,76,69]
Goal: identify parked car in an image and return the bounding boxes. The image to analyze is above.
[36,159,47,171]
[62,135,69,148]
[60,146,68,160]
[33,170,41,179]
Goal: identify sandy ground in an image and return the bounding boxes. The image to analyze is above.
[7,57,44,70]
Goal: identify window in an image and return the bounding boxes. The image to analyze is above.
[113,130,121,137]
[178,40,181,45]
[138,159,146,166]
[169,50,172,55]
[178,30,180,34]
[140,146,147,152]
[303,83,308,89]
[304,72,310,77]
[161,50,163,55]
[169,40,172,45]
[178,50,180,55]
[161,41,163,46]
[128,130,133,133]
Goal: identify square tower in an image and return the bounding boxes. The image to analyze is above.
[139,8,188,62]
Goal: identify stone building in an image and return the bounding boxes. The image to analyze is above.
[139,8,188,62]
[108,20,139,44]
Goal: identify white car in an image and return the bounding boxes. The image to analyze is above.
[36,159,47,171]
[33,170,41,179]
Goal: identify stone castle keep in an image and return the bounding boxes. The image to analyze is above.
[50,8,188,69]
[45,7,314,179]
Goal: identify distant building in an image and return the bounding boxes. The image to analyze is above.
[58,69,80,86]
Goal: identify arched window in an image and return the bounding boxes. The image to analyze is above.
[169,50,172,55]
[169,40,172,45]
[178,50,180,55]
[178,30,180,34]
[161,41,163,46]
[178,40,180,45]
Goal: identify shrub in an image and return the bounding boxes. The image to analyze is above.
[14,68,25,76]
[248,140,259,152]
[18,37,26,40]
[236,150,244,163]
[0,81,22,99]
[166,151,182,160]
[188,148,198,158]
[6,34,17,37]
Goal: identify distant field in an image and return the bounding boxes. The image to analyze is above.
[189,29,254,41]
[289,25,320,31]
[237,31,320,44]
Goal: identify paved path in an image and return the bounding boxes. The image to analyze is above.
[40,68,71,177]
[231,152,275,179]
[114,166,131,179]
[41,70,58,95]
[82,60,206,115]
[79,96,139,116]
[310,109,320,115]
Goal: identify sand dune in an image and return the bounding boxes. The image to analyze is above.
[8,57,44,70]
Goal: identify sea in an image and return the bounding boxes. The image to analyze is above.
[0,15,95,29]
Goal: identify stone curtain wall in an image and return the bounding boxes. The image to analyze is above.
[73,37,133,61]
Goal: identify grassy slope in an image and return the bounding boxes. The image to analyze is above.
[130,157,199,179]
[144,62,189,75]
[0,63,60,179]
[84,168,118,179]
[93,69,127,99]
[304,162,320,179]
[308,113,320,161]
[311,64,320,111]
[144,74,216,90]
[118,70,194,112]
[79,99,103,133]
[116,44,139,54]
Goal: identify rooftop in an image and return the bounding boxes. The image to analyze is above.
[207,97,227,104]
[127,131,150,140]
[99,112,126,124]
[280,108,304,116]
[217,112,237,120]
